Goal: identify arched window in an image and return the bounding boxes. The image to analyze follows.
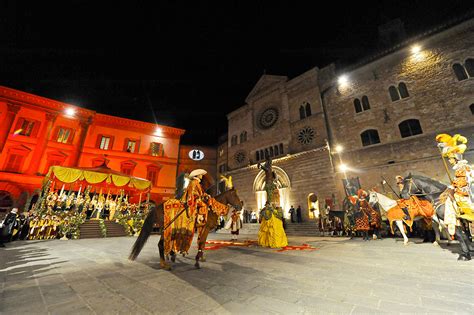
[279,143,284,155]
[360,129,381,146]
[389,86,400,101]
[260,150,264,160]
[240,131,247,143]
[256,151,260,161]
[305,102,312,117]
[265,148,269,158]
[231,135,238,146]
[453,63,468,81]
[269,146,274,157]
[354,99,362,113]
[361,96,370,110]
[470,104,474,115]
[299,106,305,119]
[398,82,409,98]
[399,119,423,138]
[465,58,474,77]
[274,145,279,156]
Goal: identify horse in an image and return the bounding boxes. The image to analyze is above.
[399,174,469,252]
[368,190,435,245]
[129,188,243,269]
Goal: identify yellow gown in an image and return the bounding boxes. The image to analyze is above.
[258,207,288,248]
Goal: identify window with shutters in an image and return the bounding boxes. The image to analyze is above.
[126,140,136,153]
[150,142,163,156]
[147,166,161,186]
[99,136,110,150]
[56,127,73,144]
[4,154,25,173]
[121,161,136,176]
[15,119,36,137]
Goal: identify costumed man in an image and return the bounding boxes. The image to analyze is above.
[170,169,209,256]
[354,190,371,241]
[226,209,242,241]
[436,133,474,261]
[395,175,411,221]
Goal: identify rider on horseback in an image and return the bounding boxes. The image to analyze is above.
[396,175,411,221]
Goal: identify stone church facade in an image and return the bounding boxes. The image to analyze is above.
[218,17,474,221]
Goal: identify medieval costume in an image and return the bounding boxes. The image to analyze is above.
[1,208,19,243]
[354,190,371,241]
[226,209,242,241]
[436,133,474,260]
[258,202,288,248]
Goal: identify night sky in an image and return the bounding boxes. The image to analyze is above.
[1,1,473,145]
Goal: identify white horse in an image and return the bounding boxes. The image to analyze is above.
[368,190,448,246]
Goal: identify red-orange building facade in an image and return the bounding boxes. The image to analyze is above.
[0,86,185,212]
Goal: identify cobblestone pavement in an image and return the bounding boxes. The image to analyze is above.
[1,233,473,315]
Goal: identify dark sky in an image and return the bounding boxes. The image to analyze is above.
[1,1,473,145]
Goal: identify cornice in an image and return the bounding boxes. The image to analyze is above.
[0,86,95,119]
[94,114,185,137]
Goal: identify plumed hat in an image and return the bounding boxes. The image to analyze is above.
[220,175,233,189]
[436,133,467,160]
[357,189,368,198]
[189,169,207,179]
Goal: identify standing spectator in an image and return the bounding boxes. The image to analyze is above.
[296,205,302,223]
[1,208,19,244]
[289,205,295,223]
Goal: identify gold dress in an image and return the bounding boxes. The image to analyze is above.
[258,206,288,248]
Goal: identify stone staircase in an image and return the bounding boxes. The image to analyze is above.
[284,221,323,236]
[215,223,261,235]
[79,220,127,239]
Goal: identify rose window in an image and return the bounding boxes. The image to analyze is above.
[297,127,315,145]
[258,107,279,129]
[234,151,246,164]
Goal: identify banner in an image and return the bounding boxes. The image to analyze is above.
[342,177,361,197]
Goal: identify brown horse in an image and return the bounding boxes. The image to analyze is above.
[129,188,243,269]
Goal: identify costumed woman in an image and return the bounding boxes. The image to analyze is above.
[436,133,474,260]
[257,154,288,248]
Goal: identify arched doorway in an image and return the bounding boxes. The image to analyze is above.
[253,166,291,218]
[0,190,14,216]
[307,193,319,219]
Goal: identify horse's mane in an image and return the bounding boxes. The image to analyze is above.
[406,174,448,190]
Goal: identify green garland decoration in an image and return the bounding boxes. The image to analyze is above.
[98,219,107,238]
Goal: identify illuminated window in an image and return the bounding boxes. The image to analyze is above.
[15,119,36,136]
[150,142,163,156]
[126,140,136,153]
[57,127,72,143]
[360,129,381,146]
[399,119,423,138]
[100,136,110,150]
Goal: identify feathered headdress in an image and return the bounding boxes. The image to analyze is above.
[436,133,467,160]
[220,175,233,190]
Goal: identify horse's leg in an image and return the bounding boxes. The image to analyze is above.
[159,234,171,270]
[432,216,441,246]
[395,220,409,245]
[170,250,176,262]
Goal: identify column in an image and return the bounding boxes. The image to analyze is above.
[26,112,57,175]
[0,103,21,153]
[71,116,92,167]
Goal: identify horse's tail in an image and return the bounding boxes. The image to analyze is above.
[129,204,160,261]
